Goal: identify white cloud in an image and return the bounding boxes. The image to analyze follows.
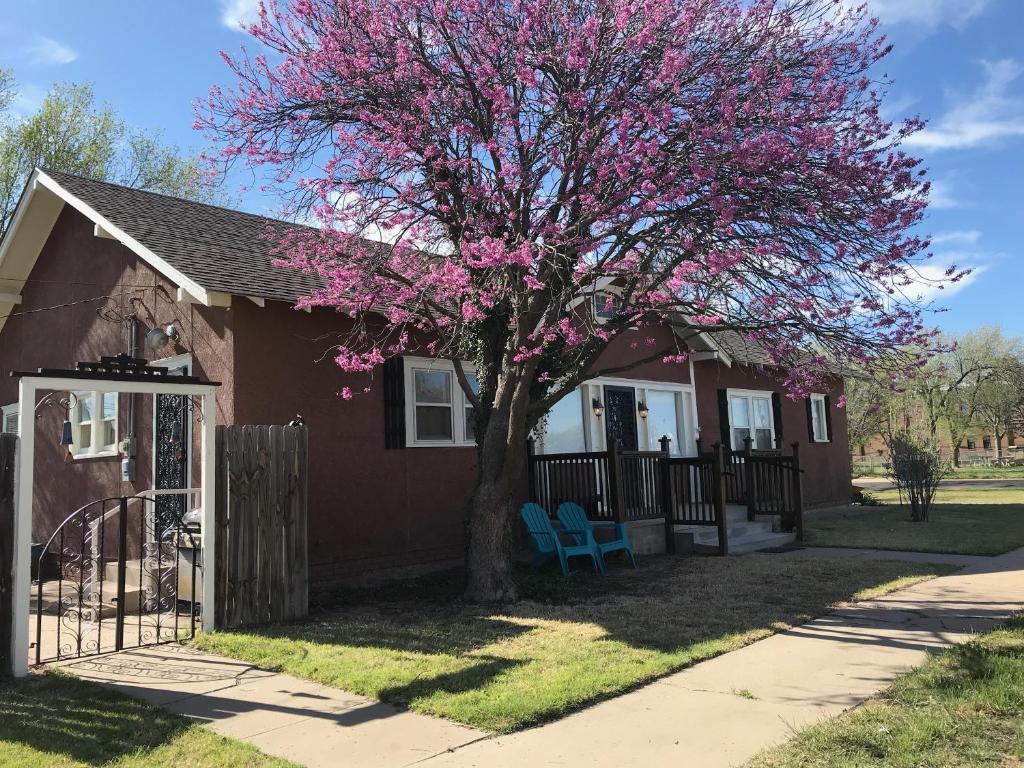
[25,36,77,66]
[906,255,986,303]
[927,179,962,210]
[930,230,980,246]
[220,0,262,31]
[906,59,1024,151]
[851,0,991,29]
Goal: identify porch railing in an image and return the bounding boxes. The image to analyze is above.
[527,437,804,554]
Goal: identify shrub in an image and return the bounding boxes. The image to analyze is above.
[885,432,949,522]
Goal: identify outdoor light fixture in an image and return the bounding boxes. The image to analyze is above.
[34,391,78,448]
[637,401,649,419]
[145,323,179,352]
[592,398,605,418]
[59,418,74,446]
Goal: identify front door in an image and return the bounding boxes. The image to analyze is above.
[604,385,638,451]
[154,360,190,529]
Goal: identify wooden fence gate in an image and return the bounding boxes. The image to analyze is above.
[1,434,15,677]
[214,425,308,629]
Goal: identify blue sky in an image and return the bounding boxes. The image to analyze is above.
[1,0,1021,336]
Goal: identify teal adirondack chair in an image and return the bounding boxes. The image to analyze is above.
[556,502,637,570]
[520,503,603,575]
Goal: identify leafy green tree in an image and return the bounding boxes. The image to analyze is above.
[0,79,220,235]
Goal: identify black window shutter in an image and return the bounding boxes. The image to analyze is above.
[717,389,730,447]
[383,356,406,449]
[824,395,833,443]
[771,392,784,445]
[805,398,815,442]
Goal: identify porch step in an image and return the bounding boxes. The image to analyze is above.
[675,519,796,554]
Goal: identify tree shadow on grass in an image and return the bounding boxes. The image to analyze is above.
[0,672,188,766]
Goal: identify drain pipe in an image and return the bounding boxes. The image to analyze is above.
[121,316,138,482]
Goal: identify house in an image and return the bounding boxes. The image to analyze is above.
[0,168,852,582]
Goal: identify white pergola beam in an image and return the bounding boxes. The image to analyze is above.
[10,375,218,675]
[0,293,22,304]
[93,223,116,240]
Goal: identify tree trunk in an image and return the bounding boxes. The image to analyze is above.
[952,445,961,467]
[463,373,532,602]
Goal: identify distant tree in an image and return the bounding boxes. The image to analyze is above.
[975,355,1024,458]
[844,373,887,454]
[0,80,221,235]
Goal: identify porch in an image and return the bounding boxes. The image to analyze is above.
[527,438,805,556]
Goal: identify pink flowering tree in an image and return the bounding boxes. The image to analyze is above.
[201,0,953,600]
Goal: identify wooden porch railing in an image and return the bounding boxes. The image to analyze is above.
[527,435,804,554]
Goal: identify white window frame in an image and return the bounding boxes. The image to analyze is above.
[2,403,18,434]
[727,389,776,451]
[70,389,119,458]
[403,357,477,448]
[809,393,829,443]
[592,291,621,324]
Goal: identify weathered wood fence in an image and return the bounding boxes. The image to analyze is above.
[214,425,308,630]
[1,434,16,678]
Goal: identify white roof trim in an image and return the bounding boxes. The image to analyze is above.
[0,168,228,309]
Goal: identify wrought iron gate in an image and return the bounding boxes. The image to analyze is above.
[31,491,199,666]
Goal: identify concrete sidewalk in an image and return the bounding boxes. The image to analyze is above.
[61,645,486,767]
[421,546,1024,767]
[60,546,1024,768]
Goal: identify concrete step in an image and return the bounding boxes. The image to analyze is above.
[673,521,797,554]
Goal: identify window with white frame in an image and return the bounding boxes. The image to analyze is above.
[404,358,477,447]
[1,403,18,434]
[592,291,620,322]
[537,388,587,453]
[809,393,829,443]
[728,390,774,450]
[71,390,118,457]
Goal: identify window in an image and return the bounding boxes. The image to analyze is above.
[1,403,17,434]
[538,389,586,453]
[983,436,992,451]
[646,390,683,456]
[592,291,620,322]
[966,438,976,450]
[728,391,774,450]
[809,393,829,443]
[71,390,118,457]
[404,358,477,447]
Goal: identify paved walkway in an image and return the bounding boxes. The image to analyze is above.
[60,546,1024,768]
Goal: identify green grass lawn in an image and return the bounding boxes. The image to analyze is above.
[747,616,1024,767]
[193,555,955,733]
[947,466,1024,479]
[0,671,295,768]
[806,487,1024,555]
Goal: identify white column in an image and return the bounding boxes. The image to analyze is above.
[12,380,36,676]
[199,391,216,632]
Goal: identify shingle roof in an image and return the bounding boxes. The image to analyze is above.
[38,170,783,369]
[705,329,775,367]
[43,168,326,303]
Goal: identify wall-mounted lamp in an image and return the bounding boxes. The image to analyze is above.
[637,401,649,419]
[592,398,605,418]
[35,392,79,450]
[145,323,179,352]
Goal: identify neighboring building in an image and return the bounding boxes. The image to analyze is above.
[0,169,852,582]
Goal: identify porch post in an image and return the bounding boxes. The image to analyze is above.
[744,436,756,522]
[200,391,216,632]
[791,442,804,541]
[712,443,729,556]
[11,379,36,677]
[607,439,625,523]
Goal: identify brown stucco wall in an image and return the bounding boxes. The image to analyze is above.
[692,360,851,506]
[0,206,236,543]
